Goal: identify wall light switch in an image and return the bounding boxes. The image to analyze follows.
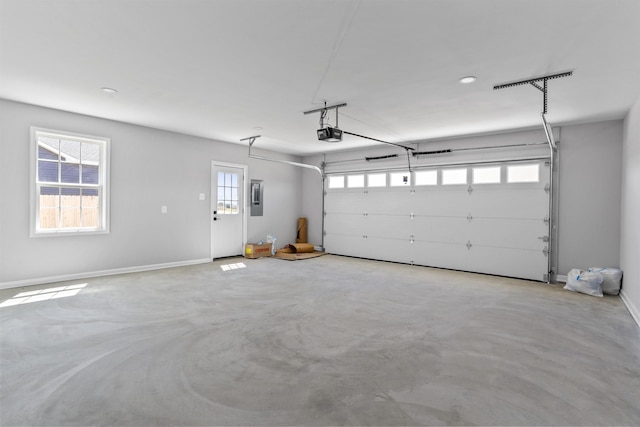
[161,205,167,214]
[199,193,205,200]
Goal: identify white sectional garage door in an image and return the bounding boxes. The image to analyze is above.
[324,160,551,281]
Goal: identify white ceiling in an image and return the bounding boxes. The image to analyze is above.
[1,0,639,155]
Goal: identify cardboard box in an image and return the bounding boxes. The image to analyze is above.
[244,243,273,259]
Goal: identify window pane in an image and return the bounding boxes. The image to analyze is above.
[368,173,386,187]
[38,160,59,182]
[415,170,437,186]
[82,189,100,227]
[61,163,80,183]
[38,145,58,160]
[60,188,81,228]
[231,174,238,187]
[508,164,539,183]
[390,172,410,186]
[328,176,344,189]
[473,166,501,184]
[59,139,80,162]
[38,137,59,159]
[231,188,238,201]
[82,164,99,184]
[40,187,59,229]
[347,174,364,188]
[80,142,99,164]
[225,173,231,187]
[442,168,467,185]
[40,186,60,197]
[82,207,99,227]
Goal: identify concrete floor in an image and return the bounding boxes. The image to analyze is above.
[1,255,639,426]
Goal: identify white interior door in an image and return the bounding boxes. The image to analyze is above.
[211,163,245,259]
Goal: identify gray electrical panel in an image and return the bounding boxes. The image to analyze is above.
[250,179,263,216]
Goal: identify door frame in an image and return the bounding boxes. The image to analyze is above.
[211,161,248,259]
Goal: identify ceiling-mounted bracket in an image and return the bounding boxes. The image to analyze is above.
[493,70,573,114]
[302,102,348,116]
[240,135,261,148]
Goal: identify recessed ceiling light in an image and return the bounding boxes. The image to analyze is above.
[458,76,477,84]
[254,126,263,130]
[101,87,118,93]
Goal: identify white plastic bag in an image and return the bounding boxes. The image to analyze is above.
[588,267,622,295]
[564,268,604,297]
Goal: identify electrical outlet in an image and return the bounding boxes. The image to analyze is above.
[161,206,167,214]
[199,193,205,200]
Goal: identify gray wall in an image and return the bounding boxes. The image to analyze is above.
[0,99,302,287]
[302,121,624,278]
[557,121,622,273]
[621,95,640,324]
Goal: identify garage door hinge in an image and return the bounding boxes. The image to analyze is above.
[363,235,368,239]
[467,185,473,195]
[544,183,550,193]
[410,235,415,243]
[467,213,473,222]
[543,273,550,282]
[544,215,550,224]
[363,212,368,216]
[466,240,472,250]
[410,212,415,219]
[538,235,550,242]
[543,246,550,257]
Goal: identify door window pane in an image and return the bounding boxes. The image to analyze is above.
[217,172,239,215]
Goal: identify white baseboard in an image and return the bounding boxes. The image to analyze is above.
[0,258,212,291]
[620,289,640,328]
[556,274,568,283]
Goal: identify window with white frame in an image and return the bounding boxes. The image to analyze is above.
[32,128,110,235]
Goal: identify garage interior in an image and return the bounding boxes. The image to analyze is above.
[1,1,640,426]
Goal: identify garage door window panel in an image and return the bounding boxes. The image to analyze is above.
[472,166,501,184]
[442,168,468,185]
[415,170,438,186]
[507,163,540,183]
[367,173,387,188]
